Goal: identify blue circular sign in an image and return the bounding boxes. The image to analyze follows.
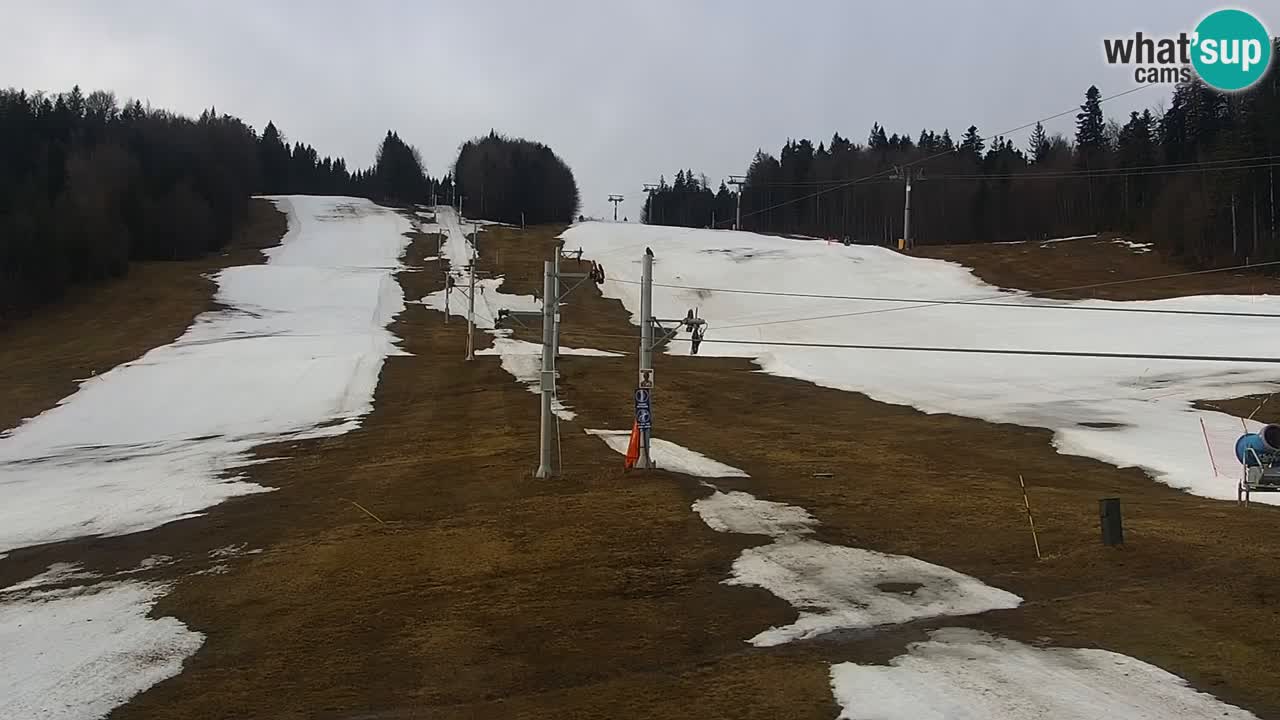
[1192,9,1272,92]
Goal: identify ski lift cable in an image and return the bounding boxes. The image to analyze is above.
[737,154,1280,187]
[606,268,1280,321]
[557,330,1280,365]
[600,259,1280,331]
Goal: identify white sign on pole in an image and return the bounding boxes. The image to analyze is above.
[638,368,654,389]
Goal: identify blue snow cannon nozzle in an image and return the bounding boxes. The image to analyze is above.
[1236,424,1280,466]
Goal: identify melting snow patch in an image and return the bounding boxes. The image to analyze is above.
[419,277,538,330]
[0,581,203,720]
[830,628,1258,720]
[477,339,623,421]
[1112,238,1155,253]
[0,196,412,554]
[585,430,749,477]
[1041,233,1097,244]
[729,538,1021,647]
[1,563,100,595]
[209,543,262,559]
[691,485,1020,647]
[693,489,816,537]
[564,221,1280,504]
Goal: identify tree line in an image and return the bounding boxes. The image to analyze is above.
[0,87,576,325]
[452,131,580,225]
[649,40,1280,266]
[640,170,737,228]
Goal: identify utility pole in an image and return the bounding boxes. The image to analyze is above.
[630,249,707,473]
[891,166,924,249]
[637,250,654,469]
[728,176,745,230]
[536,260,556,478]
[1232,193,1239,258]
[552,243,562,360]
[608,194,624,221]
[465,253,476,360]
[496,253,596,478]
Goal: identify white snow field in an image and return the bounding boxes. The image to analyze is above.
[0,580,204,720]
[0,196,411,555]
[561,222,1280,504]
[830,628,1258,720]
[0,196,412,718]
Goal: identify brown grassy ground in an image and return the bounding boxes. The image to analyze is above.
[483,225,1280,717]
[0,199,286,434]
[915,233,1280,300]
[3,218,1279,719]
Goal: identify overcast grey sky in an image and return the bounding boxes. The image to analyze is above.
[4,1,1276,218]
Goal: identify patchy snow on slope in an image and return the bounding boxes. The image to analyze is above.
[0,581,203,720]
[693,489,816,537]
[426,205,484,270]
[477,338,622,420]
[1041,233,1098,244]
[690,484,1020,646]
[1112,238,1155,253]
[830,628,1259,720]
[732,539,1022,647]
[418,276,539,330]
[0,563,100,595]
[0,196,411,555]
[562,221,1280,504]
[585,429,749,477]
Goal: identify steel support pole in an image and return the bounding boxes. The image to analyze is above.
[536,260,556,478]
[552,244,561,360]
[637,251,653,469]
[903,173,913,250]
[465,253,476,360]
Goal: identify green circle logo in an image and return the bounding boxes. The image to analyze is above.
[1191,9,1272,92]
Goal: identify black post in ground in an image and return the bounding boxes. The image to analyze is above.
[1099,497,1124,546]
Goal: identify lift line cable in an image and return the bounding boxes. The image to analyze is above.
[606,273,1280,320]
[599,259,1280,331]
[557,330,1280,365]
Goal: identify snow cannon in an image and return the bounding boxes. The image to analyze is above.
[1235,424,1280,466]
[1236,425,1280,505]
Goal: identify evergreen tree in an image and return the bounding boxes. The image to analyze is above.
[453,131,579,224]
[1027,122,1049,163]
[1075,85,1108,165]
[868,123,889,150]
[959,125,985,162]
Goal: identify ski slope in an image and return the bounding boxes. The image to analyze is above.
[0,195,412,719]
[562,222,1280,504]
[0,196,411,554]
